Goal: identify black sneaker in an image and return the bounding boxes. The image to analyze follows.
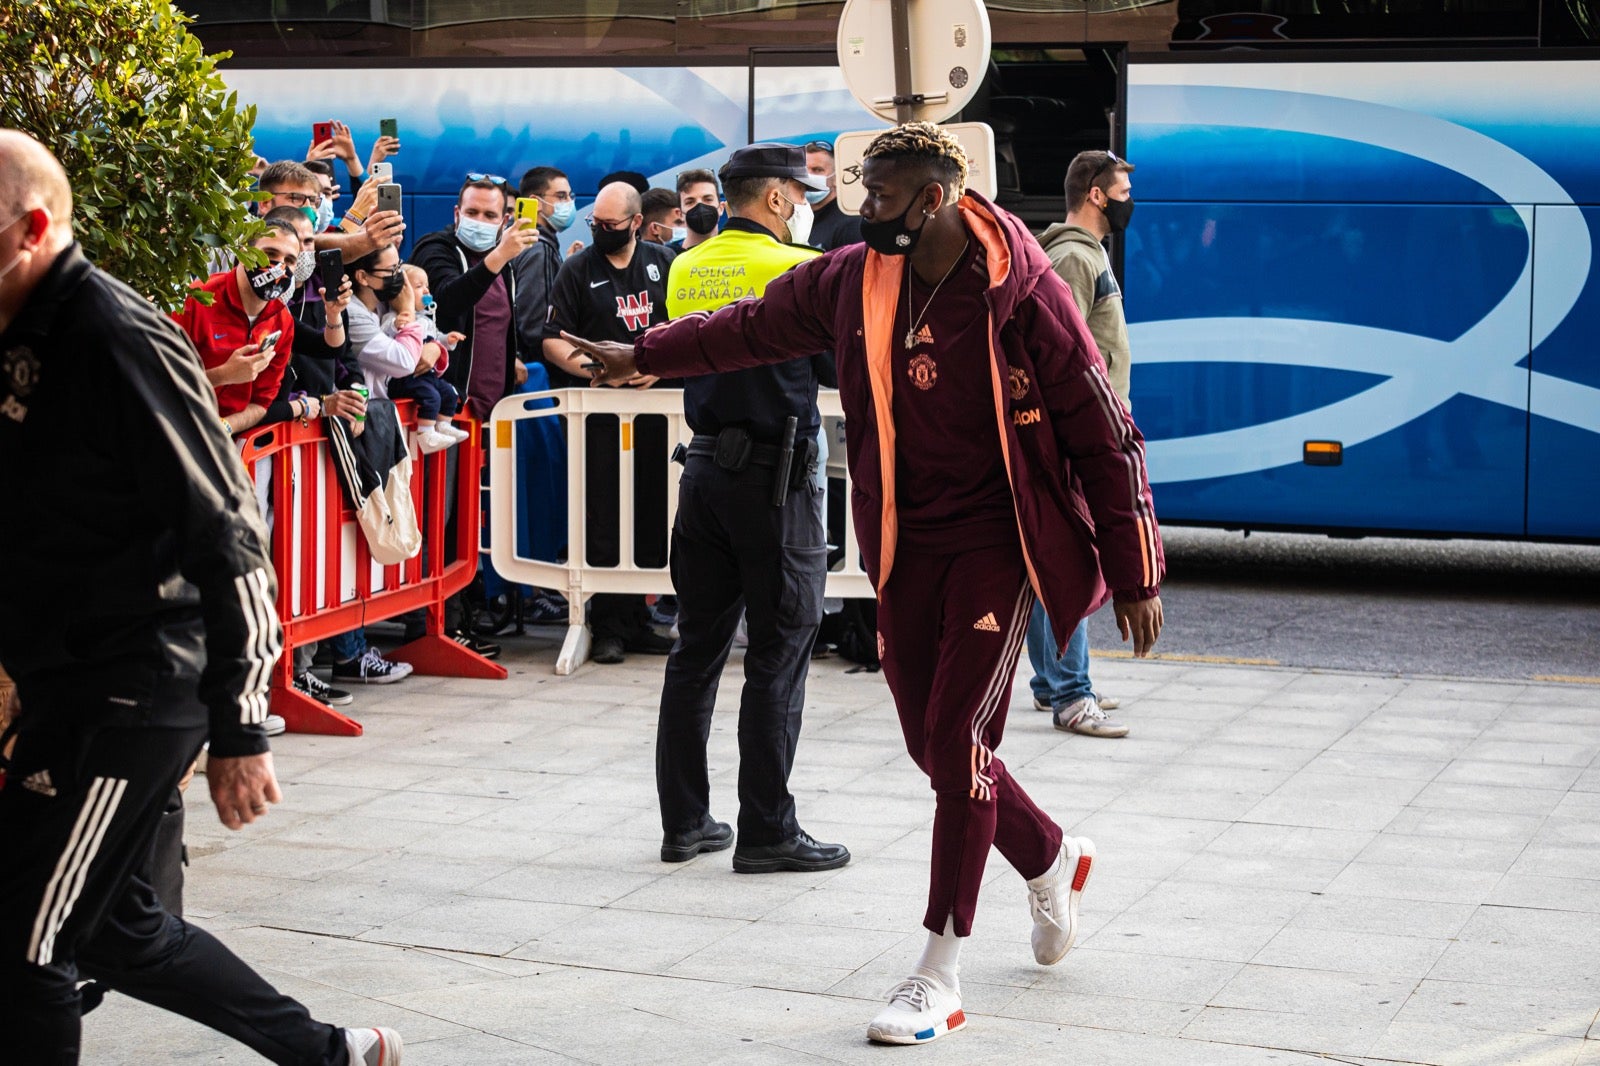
[733,830,850,873]
[661,816,734,863]
[591,634,625,664]
[294,670,354,707]
[525,589,568,624]
[448,630,501,660]
[331,647,415,684]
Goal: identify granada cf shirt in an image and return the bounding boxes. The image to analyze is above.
[544,238,677,388]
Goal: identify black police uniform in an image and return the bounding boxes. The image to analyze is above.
[0,244,349,1063]
[655,215,835,854]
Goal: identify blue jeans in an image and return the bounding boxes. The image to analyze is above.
[1024,601,1092,708]
[327,628,365,663]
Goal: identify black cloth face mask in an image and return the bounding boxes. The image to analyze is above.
[245,262,292,303]
[591,223,634,255]
[860,193,928,257]
[1102,195,1135,233]
[374,271,406,303]
[684,203,720,236]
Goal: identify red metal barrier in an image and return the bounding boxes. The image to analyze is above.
[239,406,506,736]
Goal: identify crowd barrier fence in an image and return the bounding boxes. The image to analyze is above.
[239,404,506,736]
[487,388,873,675]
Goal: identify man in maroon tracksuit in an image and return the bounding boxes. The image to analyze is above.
[565,123,1164,1046]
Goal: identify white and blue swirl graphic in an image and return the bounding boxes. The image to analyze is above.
[1127,61,1600,536]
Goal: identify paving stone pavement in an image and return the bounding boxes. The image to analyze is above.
[81,631,1600,1065]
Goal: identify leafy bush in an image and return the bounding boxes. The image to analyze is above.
[0,0,263,309]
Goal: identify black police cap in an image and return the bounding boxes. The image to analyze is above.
[718,143,829,192]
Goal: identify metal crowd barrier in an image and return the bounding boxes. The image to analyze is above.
[239,404,506,735]
[487,388,873,675]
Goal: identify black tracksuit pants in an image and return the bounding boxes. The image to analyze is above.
[656,456,826,847]
[0,683,347,1066]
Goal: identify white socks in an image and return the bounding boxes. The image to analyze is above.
[1026,844,1066,890]
[915,914,963,990]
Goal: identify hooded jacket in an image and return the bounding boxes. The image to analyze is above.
[1039,222,1132,405]
[635,191,1162,651]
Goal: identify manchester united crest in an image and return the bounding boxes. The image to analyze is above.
[1009,366,1030,401]
[908,353,938,391]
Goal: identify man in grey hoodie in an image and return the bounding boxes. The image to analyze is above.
[1026,149,1138,739]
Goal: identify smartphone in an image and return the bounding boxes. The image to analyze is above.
[312,121,334,145]
[514,196,540,229]
[258,330,283,352]
[379,117,399,140]
[316,248,344,295]
[370,161,393,184]
[376,183,402,215]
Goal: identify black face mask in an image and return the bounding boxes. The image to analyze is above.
[859,193,928,257]
[371,271,406,303]
[1102,195,1135,233]
[591,223,635,255]
[245,262,292,303]
[684,203,720,236]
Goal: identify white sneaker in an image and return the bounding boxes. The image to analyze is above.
[437,422,471,443]
[1053,697,1129,738]
[1029,836,1095,965]
[343,1026,402,1065]
[416,427,456,454]
[866,972,966,1045]
[263,714,286,737]
[1034,693,1119,711]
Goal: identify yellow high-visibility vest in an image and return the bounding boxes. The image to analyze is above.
[666,227,820,319]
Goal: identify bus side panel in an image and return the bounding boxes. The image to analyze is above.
[1125,198,1531,536]
[1527,205,1600,539]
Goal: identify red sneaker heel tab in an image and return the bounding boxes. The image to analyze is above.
[1071,855,1092,892]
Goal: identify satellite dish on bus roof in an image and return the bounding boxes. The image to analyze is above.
[837,0,992,126]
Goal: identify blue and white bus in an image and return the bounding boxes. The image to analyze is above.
[192,1,1600,542]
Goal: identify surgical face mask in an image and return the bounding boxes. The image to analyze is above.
[245,261,293,303]
[781,195,814,247]
[804,187,830,207]
[0,211,27,288]
[859,193,929,257]
[455,215,500,253]
[1101,194,1135,233]
[314,195,335,232]
[671,226,687,243]
[685,203,720,236]
[590,222,634,256]
[291,249,317,287]
[550,201,577,230]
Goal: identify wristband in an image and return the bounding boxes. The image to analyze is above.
[220,415,232,434]
[344,210,367,227]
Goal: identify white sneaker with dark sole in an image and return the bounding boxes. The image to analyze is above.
[1029,836,1095,965]
[866,973,966,1045]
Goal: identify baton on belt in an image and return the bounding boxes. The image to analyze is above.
[771,415,798,507]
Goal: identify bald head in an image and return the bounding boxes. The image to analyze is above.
[0,129,73,236]
[593,181,641,219]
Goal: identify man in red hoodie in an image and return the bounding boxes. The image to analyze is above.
[565,123,1164,1046]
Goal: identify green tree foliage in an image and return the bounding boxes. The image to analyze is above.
[0,0,263,309]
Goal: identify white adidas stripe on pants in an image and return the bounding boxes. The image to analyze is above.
[26,776,129,966]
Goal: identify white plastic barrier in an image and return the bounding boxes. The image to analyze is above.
[487,387,873,674]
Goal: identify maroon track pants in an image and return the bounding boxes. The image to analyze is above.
[877,542,1065,937]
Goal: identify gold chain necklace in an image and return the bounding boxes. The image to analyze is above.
[904,240,969,350]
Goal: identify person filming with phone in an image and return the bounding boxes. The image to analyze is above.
[171,217,301,435]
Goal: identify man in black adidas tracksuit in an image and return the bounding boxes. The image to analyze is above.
[0,130,397,1064]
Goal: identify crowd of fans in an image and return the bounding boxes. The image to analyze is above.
[181,123,865,719]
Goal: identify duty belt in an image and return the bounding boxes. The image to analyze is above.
[674,422,816,506]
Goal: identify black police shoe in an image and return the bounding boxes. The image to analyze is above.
[733,830,850,873]
[661,816,734,863]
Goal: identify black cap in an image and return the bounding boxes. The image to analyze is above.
[718,143,829,192]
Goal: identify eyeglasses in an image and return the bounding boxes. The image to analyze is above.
[589,216,634,232]
[273,191,320,206]
[465,172,509,188]
[803,140,834,154]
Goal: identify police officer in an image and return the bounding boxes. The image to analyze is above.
[651,144,850,873]
[0,129,399,1065]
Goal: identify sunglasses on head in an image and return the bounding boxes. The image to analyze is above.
[1090,150,1123,183]
[465,172,510,188]
[803,140,834,154]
